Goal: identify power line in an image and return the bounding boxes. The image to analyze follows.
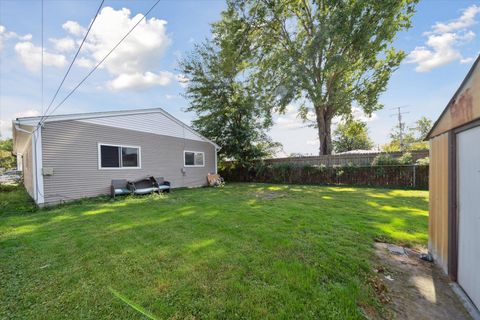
[41,0,44,115]
[40,0,105,124]
[39,0,162,126]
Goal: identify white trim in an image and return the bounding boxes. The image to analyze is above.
[214,147,218,174]
[98,143,141,170]
[33,127,44,204]
[183,150,205,167]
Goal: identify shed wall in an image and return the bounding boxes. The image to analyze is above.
[41,120,216,204]
[428,132,450,273]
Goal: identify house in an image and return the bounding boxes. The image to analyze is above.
[427,55,480,311]
[12,108,219,206]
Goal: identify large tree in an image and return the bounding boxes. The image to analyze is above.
[180,11,280,165]
[332,119,373,153]
[224,0,418,154]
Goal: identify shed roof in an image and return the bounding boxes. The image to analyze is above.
[426,55,480,139]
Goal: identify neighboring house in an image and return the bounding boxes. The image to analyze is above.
[427,55,480,312]
[12,108,219,206]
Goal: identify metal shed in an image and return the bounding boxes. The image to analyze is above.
[426,54,480,311]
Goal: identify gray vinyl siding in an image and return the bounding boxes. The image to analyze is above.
[22,138,34,198]
[41,120,216,204]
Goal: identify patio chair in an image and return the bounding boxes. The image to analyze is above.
[153,177,171,193]
[111,179,133,198]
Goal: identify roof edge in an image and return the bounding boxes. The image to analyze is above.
[426,54,480,140]
[14,107,220,149]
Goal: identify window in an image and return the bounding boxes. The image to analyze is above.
[99,144,141,169]
[184,151,204,167]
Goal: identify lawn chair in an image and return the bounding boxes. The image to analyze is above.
[153,177,171,193]
[111,179,133,198]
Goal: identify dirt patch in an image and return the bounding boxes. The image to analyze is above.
[374,242,471,319]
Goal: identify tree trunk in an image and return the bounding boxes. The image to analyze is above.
[315,106,333,155]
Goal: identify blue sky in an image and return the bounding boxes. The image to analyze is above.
[1,0,479,155]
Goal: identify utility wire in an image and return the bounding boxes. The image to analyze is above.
[39,0,162,126]
[39,0,105,124]
[41,0,44,115]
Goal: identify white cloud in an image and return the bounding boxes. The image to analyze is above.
[14,41,67,72]
[62,21,86,37]
[274,104,315,130]
[432,5,480,33]
[351,107,378,122]
[106,71,173,90]
[407,5,480,72]
[176,74,189,88]
[460,57,475,64]
[75,57,94,68]
[0,25,31,53]
[64,7,172,90]
[165,94,176,100]
[0,108,40,138]
[49,37,75,52]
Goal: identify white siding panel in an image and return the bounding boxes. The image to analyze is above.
[78,113,203,142]
[41,120,216,204]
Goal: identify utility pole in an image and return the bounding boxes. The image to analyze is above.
[390,106,409,152]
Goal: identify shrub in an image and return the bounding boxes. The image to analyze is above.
[398,152,414,165]
[416,157,429,166]
[372,154,399,166]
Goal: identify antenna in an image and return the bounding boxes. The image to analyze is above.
[390,106,410,151]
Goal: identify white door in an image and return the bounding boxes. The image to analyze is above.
[457,125,480,309]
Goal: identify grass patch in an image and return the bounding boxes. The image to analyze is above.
[0,183,428,319]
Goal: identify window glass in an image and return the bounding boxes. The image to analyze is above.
[185,152,195,166]
[122,147,139,167]
[101,145,120,168]
[195,152,204,166]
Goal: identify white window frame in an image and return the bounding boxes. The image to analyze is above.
[98,143,141,170]
[183,150,205,167]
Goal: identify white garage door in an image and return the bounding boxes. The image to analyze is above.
[457,125,480,309]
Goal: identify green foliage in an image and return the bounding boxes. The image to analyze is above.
[332,119,374,153]
[383,116,432,152]
[372,154,399,166]
[180,10,280,166]
[416,157,429,166]
[372,152,414,166]
[224,0,418,154]
[0,139,15,170]
[413,116,433,140]
[398,152,414,165]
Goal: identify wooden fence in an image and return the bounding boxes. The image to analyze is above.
[220,164,429,190]
[260,150,429,167]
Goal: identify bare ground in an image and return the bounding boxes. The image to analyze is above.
[374,242,471,320]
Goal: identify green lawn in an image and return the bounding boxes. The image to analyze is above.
[0,183,428,319]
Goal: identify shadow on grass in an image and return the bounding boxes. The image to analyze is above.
[0,182,428,319]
